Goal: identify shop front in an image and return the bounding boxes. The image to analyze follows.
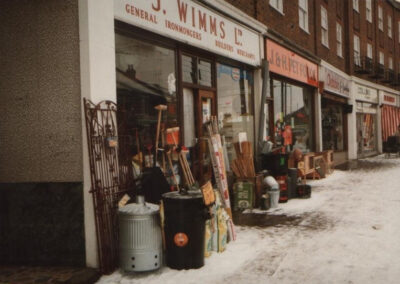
[354,84,379,157]
[380,91,400,147]
[114,0,262,182]
[319,62,351,164]
[265,39,319,153]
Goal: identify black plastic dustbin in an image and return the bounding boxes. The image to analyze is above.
[261,153,289,175]
[162,190,207,270]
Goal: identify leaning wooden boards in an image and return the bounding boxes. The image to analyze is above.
[207,131,232,218]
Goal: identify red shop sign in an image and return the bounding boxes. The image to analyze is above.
[266,39,318,87]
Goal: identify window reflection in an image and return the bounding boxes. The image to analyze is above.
[217,63,254,163]
[272,80,314,152]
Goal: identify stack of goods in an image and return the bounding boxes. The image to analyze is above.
[231,141,256,179]
[204,189,229,257]
[230,141,263,210]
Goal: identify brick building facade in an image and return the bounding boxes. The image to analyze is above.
[225,0,400,88]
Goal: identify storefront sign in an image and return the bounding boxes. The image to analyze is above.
[355,84,378,104]
[380,92,397,107]
[115,0,261,66]
[356,102,377,114]
[266,39,318,87]
[319,66,349,97]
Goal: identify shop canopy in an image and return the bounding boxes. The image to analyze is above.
[381,105,400,142]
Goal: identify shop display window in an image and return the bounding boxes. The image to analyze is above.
[217,63,254,163]
[115,33,178,160]
[271,79,314,153]
[182,55,213,87]
[321,99,344,151]
[356,104,377,154]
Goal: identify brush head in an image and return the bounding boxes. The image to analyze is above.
[154,104,167,111]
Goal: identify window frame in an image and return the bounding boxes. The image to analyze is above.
[353,35,361,66]
[378,6,383,31]
[389,57,393,70]
[367,43,373,59]
[388,16,392,39]
[270,0,284,15]
[321,6,329,48]
[379,51,384,66]
[336,22,343,57]
[366,0,372,23]
[298,0,309,33]
[353,0,359,13]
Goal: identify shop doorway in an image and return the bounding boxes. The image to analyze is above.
[356,112,377,156]
[183,87,216,184]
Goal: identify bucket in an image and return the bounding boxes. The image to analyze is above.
[260,194,270,210]
[268,190,279,208]
[162,190,207,270]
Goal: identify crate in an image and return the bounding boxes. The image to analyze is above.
[236,174,263,208]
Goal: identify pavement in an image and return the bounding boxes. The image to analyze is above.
[0,266,99,284]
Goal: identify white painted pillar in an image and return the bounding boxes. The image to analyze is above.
[347,81,358,160]
[377,90,383,153]
[79,0,116,268]
[315,90,323,152]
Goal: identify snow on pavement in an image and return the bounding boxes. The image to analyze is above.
[97,155,400,284]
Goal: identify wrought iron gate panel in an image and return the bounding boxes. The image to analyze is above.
[83,98,135,274]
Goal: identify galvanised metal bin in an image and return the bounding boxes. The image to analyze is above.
[118,196,162,272]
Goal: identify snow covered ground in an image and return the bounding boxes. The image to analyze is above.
[97,155,400,284]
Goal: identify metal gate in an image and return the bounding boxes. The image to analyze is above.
[83,98,135,274]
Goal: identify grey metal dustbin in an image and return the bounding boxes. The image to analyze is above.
[118,196,162,272]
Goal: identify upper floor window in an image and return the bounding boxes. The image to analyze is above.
[354,35,361,66]
[321,6,329,47]
[353,0,359,13]
[336,22,342,57]
[378,6,383,31]
[398,22,400,43]
[367,43,373,59]
[379,51,384,65]
[388,16,392,38]
[299,0,309,32]
[270,0,283,14]
[389,57,393,70]
[366,0,372,23]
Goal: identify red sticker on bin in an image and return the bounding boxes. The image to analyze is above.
[174,233,189,247]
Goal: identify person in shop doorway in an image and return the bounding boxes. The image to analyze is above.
[394,124,400,143]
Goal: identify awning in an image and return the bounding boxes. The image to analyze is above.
[381,105,400,142]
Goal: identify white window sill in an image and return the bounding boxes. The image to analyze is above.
[300,26,310,34]
[270,5,285,16]
[322,42,330,49]
[337,54,344,59]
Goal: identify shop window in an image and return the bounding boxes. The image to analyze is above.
[182,55,213,87]
[321,99,344,151]
[115,33,178,160]
[217,63,254,163]
[356,104,377,154]
[182,55,196,84]
[271,80,314,153]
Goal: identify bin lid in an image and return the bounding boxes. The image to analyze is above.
[118,202,159,216]
[162,190,202,200]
